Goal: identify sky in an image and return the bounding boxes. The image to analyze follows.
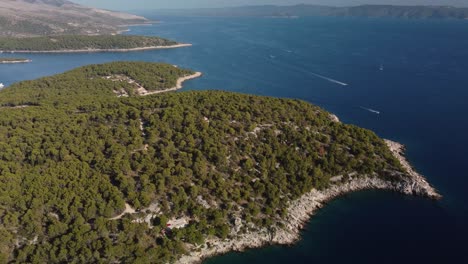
[72,0,468,10]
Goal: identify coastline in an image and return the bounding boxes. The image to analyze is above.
[115,22,156,34]
[118,22,156,27]
[0,43,192,54]
[0,59,32,64]
[176,140,440,264]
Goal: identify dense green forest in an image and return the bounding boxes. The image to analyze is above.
[0,35,178,52]
[0,62,406,263]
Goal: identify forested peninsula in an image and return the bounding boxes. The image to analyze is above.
[0,35,190,53]
[0,62,440,263]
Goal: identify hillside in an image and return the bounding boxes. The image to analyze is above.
[335,5,468,19]
[0,62,439,263]
[0,0,149,37]
[151,4,468,20]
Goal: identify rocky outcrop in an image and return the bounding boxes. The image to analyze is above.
[176,140,441,264]
[384,139,441,199]
[329,114,340,123]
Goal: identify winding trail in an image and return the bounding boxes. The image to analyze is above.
[109,203,136,220]
[138,72,203,96]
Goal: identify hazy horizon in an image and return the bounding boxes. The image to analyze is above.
[72,0,468,10]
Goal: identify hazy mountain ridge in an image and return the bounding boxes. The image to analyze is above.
[0,0,149,37]
[336,5,468,19]
[150,4,468,19]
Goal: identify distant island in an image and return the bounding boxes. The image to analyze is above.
[0,35,191,53]
[0,0,150,37]
[151,4,468,20]
[0,1,193,54]
[0,58,31,64]
[0,62,440,263]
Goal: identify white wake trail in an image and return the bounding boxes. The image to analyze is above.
[309,72,348,86]
[359,106,380,114]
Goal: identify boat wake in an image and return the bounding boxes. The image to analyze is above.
[360,106,380,114]
[261,54,348,86]
[310,72,348,86]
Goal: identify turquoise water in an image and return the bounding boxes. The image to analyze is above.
[1,16,468,263]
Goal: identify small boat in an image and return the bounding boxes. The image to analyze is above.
[379,64,384,71]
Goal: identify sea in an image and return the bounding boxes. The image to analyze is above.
[1,16,467,263]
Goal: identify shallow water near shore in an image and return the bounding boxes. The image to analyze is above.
[1,16,468,263]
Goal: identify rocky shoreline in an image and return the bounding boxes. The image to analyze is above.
[176,140,441,264]
[0,44,192,54]
[0,59,32,64]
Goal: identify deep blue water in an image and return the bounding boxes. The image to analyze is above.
[1,16,468,263]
